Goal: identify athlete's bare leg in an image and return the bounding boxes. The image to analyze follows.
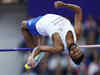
[21,21,39,48]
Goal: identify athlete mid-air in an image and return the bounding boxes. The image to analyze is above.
[22,1,84,68]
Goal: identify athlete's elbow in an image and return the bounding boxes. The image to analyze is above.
[21,21,27,31]
[54,46,64,53]
[75,7,82,14]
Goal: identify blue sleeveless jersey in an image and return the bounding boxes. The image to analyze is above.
[26,16,42,36]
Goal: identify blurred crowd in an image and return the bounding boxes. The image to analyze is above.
[0,0,26,4]
[21,15,100,75]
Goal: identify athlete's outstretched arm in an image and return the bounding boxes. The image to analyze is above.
[31,33,64,58]
[54,1,84,65]
[54,1,82,40]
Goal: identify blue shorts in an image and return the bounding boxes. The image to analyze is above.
[26,16,42,36]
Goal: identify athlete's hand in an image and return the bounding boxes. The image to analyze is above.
[54,1,65,8]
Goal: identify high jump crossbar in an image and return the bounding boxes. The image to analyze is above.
[79,45,100,48]
[0,45,100,52]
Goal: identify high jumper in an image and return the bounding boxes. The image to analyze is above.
[22,1,84,68]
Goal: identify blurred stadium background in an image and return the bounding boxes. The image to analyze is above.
[0,0,100,75]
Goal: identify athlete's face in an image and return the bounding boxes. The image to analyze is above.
[69,45,82,59]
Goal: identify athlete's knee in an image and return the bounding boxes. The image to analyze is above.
[21,20,27,30]
[22,20,27,25]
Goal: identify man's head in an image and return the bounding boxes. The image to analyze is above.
[69,43,84,65]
